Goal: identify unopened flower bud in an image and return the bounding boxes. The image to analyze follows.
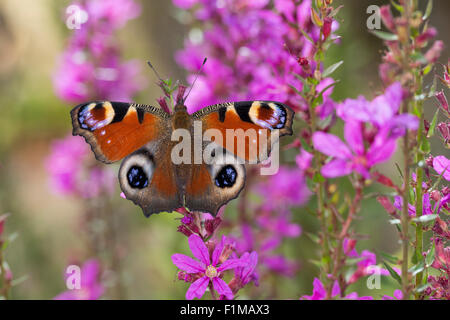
[322,17,332,41]
[431,190,441,202]
[219,244,234,264]
[176,85,187,104]
[380,5,395,31]
[416,27,437,47]
[157,97,171,114]
[177,225,193,237]
[425,155,434,168]
[435,91,449,115]
[425,40,444,64]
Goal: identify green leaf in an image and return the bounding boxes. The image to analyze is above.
[389,219,402,225]
[300,136,313,153]
[313,172,325,183]
[427,108,440,138]
[431,165,448,190]
[11,275,28,287]
[390,1,404,12]
[288,84,303,96]
[371,31,398,41]
[415,284,430,293]
[409,261,424,277]
[379,252,399,264]
[395,163,404,179]
[420,138,431,153]
[423,64,433,76]
[425,242,436,267]
[317,81,339,99]
[423,0,433,20]
[412,214,438,223]
[383,262,402,285]
[322,61,343,78]
[411,52,428,65]
[305,232,320,244]
[300,29,314,44]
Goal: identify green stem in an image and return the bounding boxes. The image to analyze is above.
[401,133,411,300]
[414,76,425,298]
[308,82,332,287]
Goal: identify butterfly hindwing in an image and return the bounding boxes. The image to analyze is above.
[71,101,169,163]
[184,148,246,216]
[118,139,183,217]
[192,101,294,163]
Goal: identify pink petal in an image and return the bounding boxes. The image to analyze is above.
[217,258,245,272]
[186,276,210,300]
[367,133,397,166]
[321,159,352,178]
[312,132,352,159]
[311,278,326,300]
[188,234,210,265]
[81,259,100,287]
[212,236,225,266]
[171,253,205,273]
[433,155,450,181]
[331,281,341,297]
[344,120,364,155]
[212,277,233,300]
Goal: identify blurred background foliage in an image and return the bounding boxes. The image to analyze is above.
[0,0,448,299]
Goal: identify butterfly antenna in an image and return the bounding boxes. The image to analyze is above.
[183,57,207,103]
[146,60,165,84]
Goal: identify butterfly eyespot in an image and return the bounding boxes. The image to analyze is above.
[127,165,149,189]
[215,165,237,188]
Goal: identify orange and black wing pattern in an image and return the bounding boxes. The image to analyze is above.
[71,101,169,163]
[192,101,294,163]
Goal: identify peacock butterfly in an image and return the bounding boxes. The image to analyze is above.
[70,65,294,217]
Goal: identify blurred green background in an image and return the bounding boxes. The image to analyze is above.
[0,0,448,299]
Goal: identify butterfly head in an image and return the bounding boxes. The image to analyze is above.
[174,103,187,112]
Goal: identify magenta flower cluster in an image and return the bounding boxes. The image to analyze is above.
[53,0,143,103]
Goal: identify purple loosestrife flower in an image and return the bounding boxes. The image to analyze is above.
[173,0,337,113]
[232,222,299,277]
[337,82,419,137]
[300,278,373,300]
[312,120,397,179]
[393,191,449,217]
[296,148,313,172]
[227,251,259,296]
[256,166,311,210]
[382,290,403,300]
[54,259,104,300]
[46,135,116,197]
[53,0,143,103]
[172,234,245,300]
[46,135,89,196]
[343,239,394,282]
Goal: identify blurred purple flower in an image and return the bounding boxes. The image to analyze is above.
[46,135,89,195]
[234,251,258,287]
[54,259,104,300]
[53,0,144,103]
[382,289,403,300]
[46,135,115,198]
[174,0,337,113]
[256,166,311,210]
[301,278,373,300]
[296,148,313,171]
[172,234,246,300]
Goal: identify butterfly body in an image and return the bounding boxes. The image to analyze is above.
[71,100,294,217]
